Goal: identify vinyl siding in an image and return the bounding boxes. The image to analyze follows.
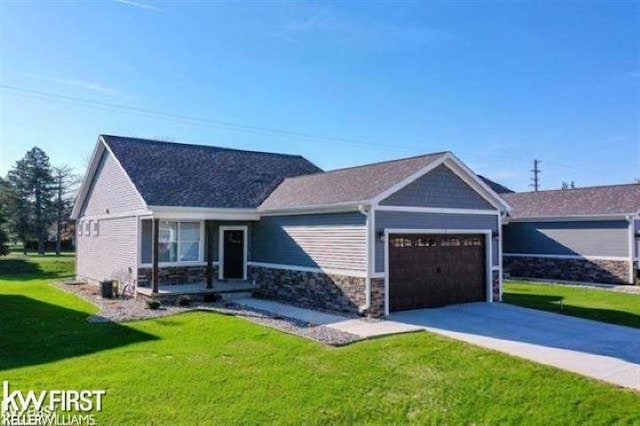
[374,211,498,272]
[503,220,630,258]
[251,213,366,272]
[76,216,138,284]
[380,164,494,209]
[80,150,145,217]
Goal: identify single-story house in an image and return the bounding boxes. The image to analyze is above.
[502,184,640,285]
[71,135,510,317]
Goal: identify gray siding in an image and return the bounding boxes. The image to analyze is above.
[374,211,498,272]
[252,213,366,271]
[76,216,138,284]
[80,150,145,217]
[503,220,630,258]
[380,164,494,210]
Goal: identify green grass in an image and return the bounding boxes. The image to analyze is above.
[1,256,639,424]
[504,280,640,329]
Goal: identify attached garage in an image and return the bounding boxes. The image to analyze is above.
[386,231,491,312]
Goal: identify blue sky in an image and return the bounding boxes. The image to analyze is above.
[0,1,638,192]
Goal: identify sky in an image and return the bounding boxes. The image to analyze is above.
[0,0,638,192]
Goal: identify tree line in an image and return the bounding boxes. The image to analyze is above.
[0,147,79,256]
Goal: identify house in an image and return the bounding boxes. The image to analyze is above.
[502,184,640,285]
[71,135,510,317]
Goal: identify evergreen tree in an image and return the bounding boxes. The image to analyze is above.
[0,178,10,256]
[52,166,80,255]
[7,147,55,254]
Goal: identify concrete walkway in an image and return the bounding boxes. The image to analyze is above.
[235,298,422,339]
[391,303,640,391]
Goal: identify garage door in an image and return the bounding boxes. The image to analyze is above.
[388,233,486,312]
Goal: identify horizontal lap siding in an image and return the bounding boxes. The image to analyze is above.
[80,150,145,216]
[503,220,630,258]
[375,211,498,272]
[76,216,138,284]
[251,213,366,272]
[380,164,494,209]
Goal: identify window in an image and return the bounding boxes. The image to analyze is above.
[85,221,91,237]
[391,237,412,248]
[92,221,99,237]
[141,220,202,264]
[78,221,83,236]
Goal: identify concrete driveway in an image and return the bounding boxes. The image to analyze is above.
[390,303,640,391]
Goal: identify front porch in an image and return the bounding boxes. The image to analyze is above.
[139,215,256,297]
[136,280,257,298]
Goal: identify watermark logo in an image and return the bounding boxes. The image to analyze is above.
[1,381,105,426]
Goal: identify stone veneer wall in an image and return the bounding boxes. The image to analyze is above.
[492,270,501,302]
[138,265,218,287]
[504,256,631,285]
[250,266,368,316]
[367,278,386,317]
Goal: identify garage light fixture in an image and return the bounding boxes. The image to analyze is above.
[377,229,385,242]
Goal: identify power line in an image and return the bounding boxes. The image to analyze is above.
[0,84,418,153]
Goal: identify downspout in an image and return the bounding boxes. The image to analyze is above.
[358,204,371,313]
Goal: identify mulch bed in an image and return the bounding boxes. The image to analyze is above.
[53,281,361,346]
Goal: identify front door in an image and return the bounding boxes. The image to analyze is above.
[222,229,245,279]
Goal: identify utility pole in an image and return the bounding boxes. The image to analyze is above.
[530,159,541,192]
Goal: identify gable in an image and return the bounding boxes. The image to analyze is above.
[79,149,146,217]
[380,164,495,210]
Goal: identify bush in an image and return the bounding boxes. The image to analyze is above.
[203,293,222,303]
[145,299,161,310]
[176,295,191,307]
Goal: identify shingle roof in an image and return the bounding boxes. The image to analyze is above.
[102,135,322,208]
[478,175,514,194]
[503,184,640,219]
[259,152,448,210]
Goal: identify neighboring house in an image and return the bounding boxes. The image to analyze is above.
[71,135,510,317]
[502,184,640,285]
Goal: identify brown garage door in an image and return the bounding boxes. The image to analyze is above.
[388,233,486,312]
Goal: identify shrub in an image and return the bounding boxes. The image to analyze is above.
[176,295,192,307]
[145,299,161,310]
[203,293,222,303]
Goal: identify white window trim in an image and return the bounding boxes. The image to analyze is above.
[78,220,83,236]
[85,220,92,237]
[383,228,493,316]
[138,219,205,267]
[218,225,248,280]
[92,220,99,237]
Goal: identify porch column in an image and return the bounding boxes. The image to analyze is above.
[206,220,214,289]
[152,218,159,294]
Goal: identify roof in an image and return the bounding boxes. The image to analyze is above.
[503,183,640,219]
[478,175,514,194]
[259,152,450,210]
[101,135,322,208]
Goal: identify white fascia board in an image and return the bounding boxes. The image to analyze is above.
[374,205,500,215]
[70,139,105,219]
[99,135,149,211]
[148,206,260,221]
[503,253,629,261]
[370,154,448,205]
[507,214,631,223]
[443,154,511,212]
[258,202,363,216]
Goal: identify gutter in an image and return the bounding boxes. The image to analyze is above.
[358,204,371,313]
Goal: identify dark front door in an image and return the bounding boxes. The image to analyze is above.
[223,229,244,279]
[388,233,486,312]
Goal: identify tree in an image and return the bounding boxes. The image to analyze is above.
[52,166,80,255]
[0,178,10,256]
[561,181,576,190]
[7,147,55,255]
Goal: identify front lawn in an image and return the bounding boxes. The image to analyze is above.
[1,255,639,424]
[504,280,640,329]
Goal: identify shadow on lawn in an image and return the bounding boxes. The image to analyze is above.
[503,293,640,329]
[0,257,73,281]
[0,295,158,370]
